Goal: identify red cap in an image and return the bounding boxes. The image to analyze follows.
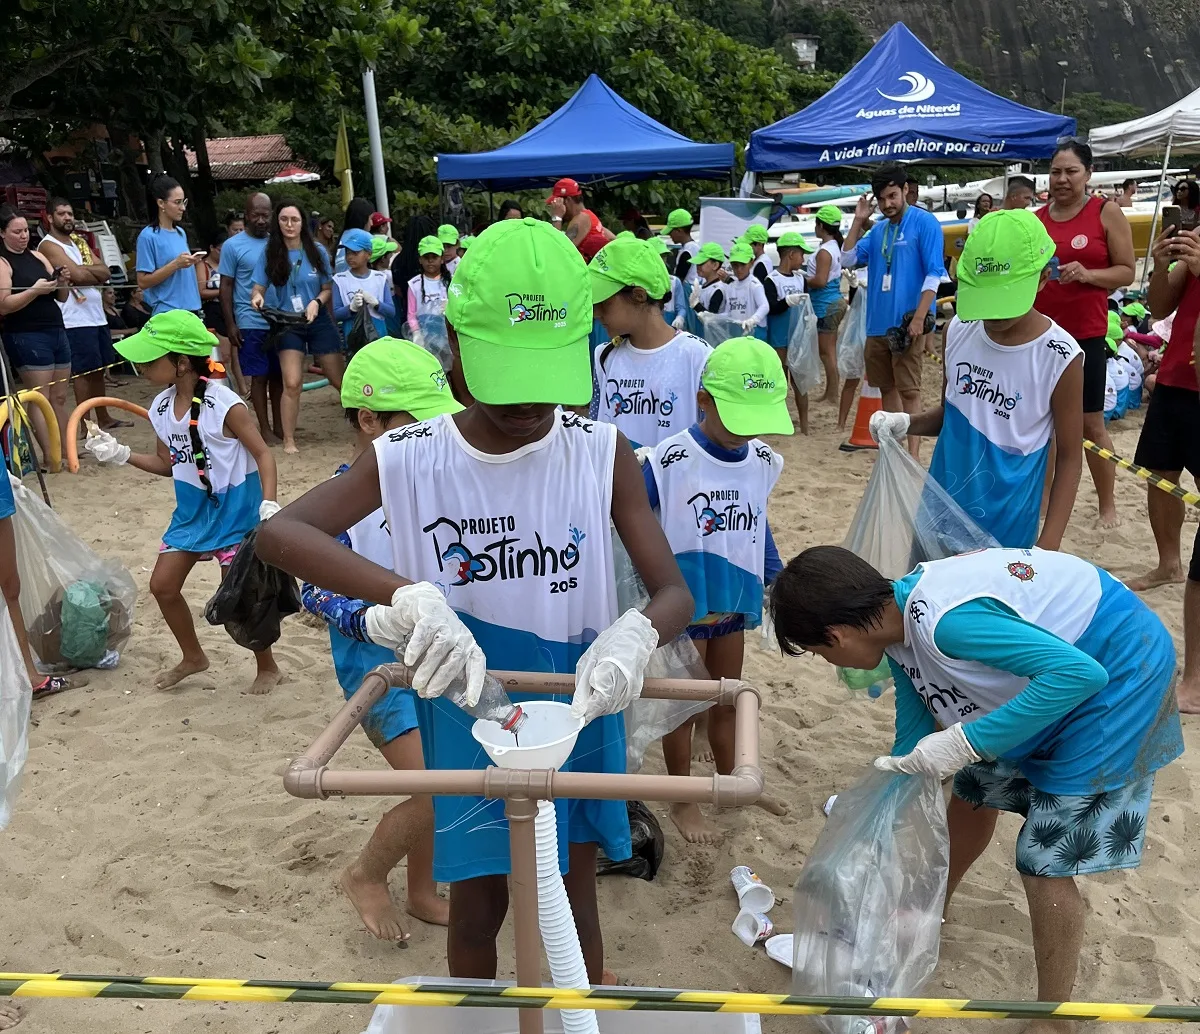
[368,212,391,230]
[546,177,582,203]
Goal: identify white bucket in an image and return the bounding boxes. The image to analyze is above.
[472,700,583,771]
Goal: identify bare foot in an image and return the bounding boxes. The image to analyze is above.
[669,802,720,845]
[820,392,838,404]
[692,746,715,764]
[245,668,282,695]
[155,655,210,690]
[1097,508,1123,530]
[341,862,410,942]
[755,793,790,816]
[283,439,299,456]
[406,890,450,927]
[1177,675,1200,715]
[0,1003,22,1030]
[1127,564,1185,592]
[599,969,618,986]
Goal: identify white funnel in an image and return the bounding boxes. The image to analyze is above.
[472,701,583,771]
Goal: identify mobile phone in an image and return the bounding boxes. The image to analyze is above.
[51,265,65,277]
[1162,206,1181,236]
[1048,256,1060,281]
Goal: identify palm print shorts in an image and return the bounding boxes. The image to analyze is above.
[952,759,1155,878]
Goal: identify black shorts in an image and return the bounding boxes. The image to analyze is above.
[1132,384,1200,581]
[1079,336,1108,414]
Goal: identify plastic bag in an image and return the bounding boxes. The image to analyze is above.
[597,800,665,880]
[791,767,949,1034]
[346,306,380,357]
[0,598,32,831]
[836,290,866,380]
[61,581,110,668]
[784,295,822,396]
[204,530,301,652]
[696,311,747,348]
[414,314,453,371]
[9,473,137,671]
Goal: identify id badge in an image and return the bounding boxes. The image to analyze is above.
[881,273,892,293]
[290,294,304,313]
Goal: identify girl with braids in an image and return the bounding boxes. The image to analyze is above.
[404,235,451,336]
[84,311,283,693]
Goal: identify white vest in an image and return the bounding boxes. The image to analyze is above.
[373,411,618,658]
[886,549,1102,732]
[408,274,448,318]
[766,269,805,302]
[333,268,392,322]
[1118,342,1143,390]
[41,236,104,329]
[148,380,258,497]
[696,278,724,311]
[804,240,843,283]
[721,275,767,326]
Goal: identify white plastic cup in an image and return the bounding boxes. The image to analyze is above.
[731,908,774,947]
[730,865,774,913]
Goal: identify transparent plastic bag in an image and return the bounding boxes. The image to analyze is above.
[791,767,949,1034]
[414,314,453,371]
[0,598,32,830]
[9,473,137,671]
[836,290,866,380]
[696,311,748,348]
[784,295,822,396]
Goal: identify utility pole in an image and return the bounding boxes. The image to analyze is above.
[362,65,389,218]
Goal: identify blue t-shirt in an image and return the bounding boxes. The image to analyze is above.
[847,206,944,337]
[135,225,202,315]
[252,245,332,311]
[216,231,269,331]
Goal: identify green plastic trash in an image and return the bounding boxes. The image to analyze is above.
[836,656,892,695]
[61,580,110,668]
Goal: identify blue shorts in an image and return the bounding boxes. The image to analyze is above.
[686,612,746,640]
[0,468,14,520]
[237,328,279,379]
[276,310,343,357]
[3,329,70,372]
[953,759,1156,877]
[65,325,111,375]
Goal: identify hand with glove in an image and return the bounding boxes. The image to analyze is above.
[785,291,806,308]
[364,582,486,703]
[672,314,687,330]
[349,292,365,313]
[571,609,660,723]
[740,318,758,333]
[360,291,379,308]
[868,409,911,443]
[874,723,980,779]
[258,500,282,521]
[83,425,130,466]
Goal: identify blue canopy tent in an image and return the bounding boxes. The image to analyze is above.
[436,75,735,191]
[747,23,1076,172]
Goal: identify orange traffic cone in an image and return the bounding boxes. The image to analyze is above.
[839,378,881,452]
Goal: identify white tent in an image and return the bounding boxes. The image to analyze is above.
[1089,84,1200,156]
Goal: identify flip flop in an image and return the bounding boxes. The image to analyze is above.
[764,933,793,968]
[101,419,134,429]
[32,673,87,698]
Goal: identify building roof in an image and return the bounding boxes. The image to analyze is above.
[185,134,315,182]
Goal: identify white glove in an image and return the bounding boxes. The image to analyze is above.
[83,427,130,466]
[349,292,364,312]
[874,723,981,780]
[364,582,486,704]
[361,291,379,308]
[570,609,659,723]
[672,315,687,330]
[868,409,911,443]
[633,445,654,466]
[740,319,757,333]
[258,500,282,521]
[785,292,806,308]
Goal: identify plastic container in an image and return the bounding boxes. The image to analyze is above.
[730,866,775,913]
[472,701,583,771]
[732,909,774,947]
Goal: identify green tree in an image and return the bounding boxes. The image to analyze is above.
[1060,91,1142,136]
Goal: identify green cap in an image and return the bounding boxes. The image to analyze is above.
[729,241,754,265]
[445,217,592,406]
[115,310,216,364]
[664,208,693,231]
[701,337,794,437]
[647,236,671,255]
[459,235,475,251]
[371,235,398,262]
[814,205,843,227]
[588,236,671,304]
[742,224,769,244]
[418,235,443,257]
[340,337,464,419]
[689,242,727,265]
[777,230,816,253]
[956,209,1055,321]
[437,224,460,245]
[1106,310,1124,346]
[1121,301,1147,320]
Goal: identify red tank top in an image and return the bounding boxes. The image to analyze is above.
[1157,272,1200,392]
[577,210,610,261]
[1034,196,1111,340]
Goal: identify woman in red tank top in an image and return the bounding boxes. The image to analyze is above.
[1035,139,1136,528]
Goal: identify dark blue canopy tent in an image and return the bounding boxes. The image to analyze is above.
[436,75,735,191]
[747,23,1076,172]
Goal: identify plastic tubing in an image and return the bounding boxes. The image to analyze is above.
[63,397,150,473]
[301,378,329,392]
[0,389,62,473]
[534,800,599,1034]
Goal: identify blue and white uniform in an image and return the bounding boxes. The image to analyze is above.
[804,241,843,320]
[1109,353,1130,419]
[1118,341,1143,408]
[929,316,1081,548]
[764,269,805,352]
[148,380,261,552]
[720,275,769,339]
[662,275,687,327]
[374,410,630,882]
[332,268,395,340]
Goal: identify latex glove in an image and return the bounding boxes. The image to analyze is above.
[83,426,130,466]
[571,608,659,723]
[785,291,806,308]
[868,410,910,443]
[348,292,364,312]
[740,319,757,333]
[874,723,981,779]
[258,500,282,521]
[361,290,379,308]
[633,445,654,466]
[364,582,486,703]
[672,314,687,330]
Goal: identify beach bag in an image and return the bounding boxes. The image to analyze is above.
[9,473,136,671]
[0,597,31,830]
[836,290,866,379]
[345,306,380,357]
[791,767,949,1034]
[784,294,822,396]
[597,801,665,881]
[204,530,301,652]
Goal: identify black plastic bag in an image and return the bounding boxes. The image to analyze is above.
[346,306,380,357]
[204,530,301,651]
[597,801,664,881]
[260,307,309,352]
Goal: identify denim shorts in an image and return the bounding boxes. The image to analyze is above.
[276,310,343,356]
[237,328,280,379]
[65,325,112,375]
[817,298,848,335]
[3,328,71,372]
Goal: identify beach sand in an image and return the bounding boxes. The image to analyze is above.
[4,360,1198,1034]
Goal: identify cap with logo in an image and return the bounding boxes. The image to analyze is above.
[729,241,754,265]
[689,242,727,265]
[701,337,794,437]
[1121,301,1147,320]
[742,225,769,244]
[417,235,443,257]
[588,236,671,304]
[368,212,391,231]
[955,209,1056,322]
[342,228,374,254]
[546,177,583,203]
[776,230,815,253]
[437,224,460,246]
[371,235,398,262]
[664,208,694,231]
[115,309,217,364]
[340,338,464,419]
[814,205,843,228]
[445,217,593,406]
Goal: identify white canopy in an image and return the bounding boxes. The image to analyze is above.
[1089,84,1200,156]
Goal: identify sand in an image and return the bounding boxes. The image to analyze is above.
[4,359,1199,1034]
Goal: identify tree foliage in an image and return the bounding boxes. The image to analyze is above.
[1060,91,1143,136]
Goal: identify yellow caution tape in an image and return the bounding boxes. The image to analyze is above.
[1084,439,1200,507]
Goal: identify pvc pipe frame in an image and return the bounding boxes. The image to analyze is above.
[0,389,63,473]
[63,397,150,473]
[285,664,764,1034]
